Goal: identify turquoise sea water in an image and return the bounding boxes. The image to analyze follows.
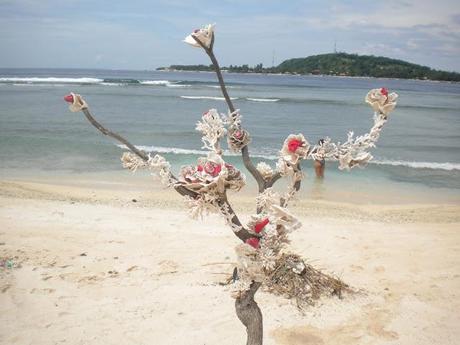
[0,68,459,203]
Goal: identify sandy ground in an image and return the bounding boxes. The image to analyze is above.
[0,179,459,345]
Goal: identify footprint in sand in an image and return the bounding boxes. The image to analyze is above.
[273,304,398,344]
[272,326,325,345]
[374,266,386,273]
[157,260,179,275]
[30,288,55,294]
[1,284,11,293]
[78,275,104,283]
[350,264,364,271]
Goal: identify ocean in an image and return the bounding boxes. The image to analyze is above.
[0,68,459,203]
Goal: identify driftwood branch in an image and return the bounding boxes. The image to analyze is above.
[82,108,148,161]
[81,108,198,199]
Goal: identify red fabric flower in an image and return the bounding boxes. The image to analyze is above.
[254,218,269,233]
[204,162,222,177]
[380,87,389,97]
[287,139,302,153]
[64,94,74,103]
[197,165,203,172]
[245,237,260,249]
[234,130,243,139]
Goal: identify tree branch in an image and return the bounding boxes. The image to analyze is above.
[82,108,148,161]
[217,193,259,243]
[192,36,265,189]
[81,108,197,199]
[235,282,263,345]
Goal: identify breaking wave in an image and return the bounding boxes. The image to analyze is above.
[116,145,276,160]
[116,144,459,171]
[0,77,188,88]
[246,97,280,102]
[372,160,460,171]
[0,77,103,84]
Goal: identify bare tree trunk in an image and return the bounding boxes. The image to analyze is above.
[235,282,263,345]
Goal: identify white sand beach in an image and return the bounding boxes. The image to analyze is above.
[1,177,459,345]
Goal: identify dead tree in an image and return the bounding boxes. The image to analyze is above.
[63,24,398,345]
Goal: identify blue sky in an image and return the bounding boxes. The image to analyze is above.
[1,0,459,72]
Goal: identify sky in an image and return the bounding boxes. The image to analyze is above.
[1,0,459,72]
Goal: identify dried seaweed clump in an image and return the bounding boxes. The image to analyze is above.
[265,253,351,308]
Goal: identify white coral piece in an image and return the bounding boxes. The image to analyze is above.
[256,162,274,181]
[184,194,219,219]
[255,188,280,212]
[148,154,174,186]
[230,278,252,299]
[196,109,226,152]
[270,205,302,232]
[309,137,338,161]
[235,243,265,282]
[121,152,147,172]
[121,152,173,187]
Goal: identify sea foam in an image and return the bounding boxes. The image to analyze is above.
[116,145,276,160]
[246,98,280,102]
[372,160,460,171]
[116,144,459,171]
[0,77,103,84]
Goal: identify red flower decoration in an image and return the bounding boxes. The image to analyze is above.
[380,87,389,97]
[254,218,269,233]
[245,237,260,249]
[197,165,203,172]
[204,162,222,177]
[64,94,74,103]
[287,139,302,153]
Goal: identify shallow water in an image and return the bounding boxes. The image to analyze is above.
[0,68,459,202]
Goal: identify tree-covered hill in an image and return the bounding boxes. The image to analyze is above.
[277,53,460,81]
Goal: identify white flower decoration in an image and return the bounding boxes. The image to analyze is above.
[279,134,310,165]
[184,24,215,49]
[365,88,398,116]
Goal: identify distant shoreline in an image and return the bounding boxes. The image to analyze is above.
[0,67,458,83]
[156,69,460,83]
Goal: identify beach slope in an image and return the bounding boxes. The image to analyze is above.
[1,180,459,345]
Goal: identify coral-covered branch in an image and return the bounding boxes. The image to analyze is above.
[188,27,265,188]
[64,93,198,199]
[308,88,398,170]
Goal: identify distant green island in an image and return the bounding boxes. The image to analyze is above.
[157,53,460,82]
